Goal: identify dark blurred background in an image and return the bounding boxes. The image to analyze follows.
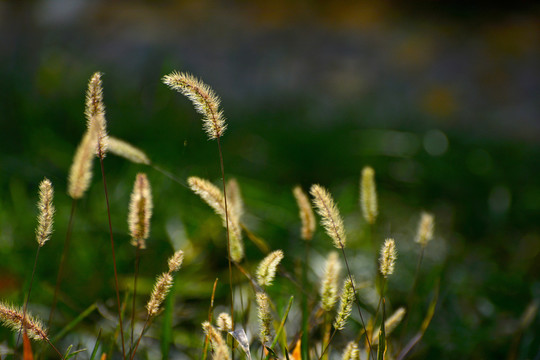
[0,1,539,359]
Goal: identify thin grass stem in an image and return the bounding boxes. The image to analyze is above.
[98,156,126,359]
[130,244,141,352]
[17,246,41,346]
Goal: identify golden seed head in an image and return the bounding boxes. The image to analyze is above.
[146,273,173,317]
[216,312,233,332]
[36,177,54,247]
[67,130,96,199]
[256,292,272,345]
[415,212,434,247]
[360,166,378,225]
[128,173,153,249]
[202,321,230,360]
[163,72,227,140]
[256,250,284,287]
[372,307,406,344]
[342,341,360,360]
[320,251,341,312]
[293,186,316,241]
[188,176,244,261]
[85,72,108,159]
[380,238,397,278]
[310,184,347,248]
[167,250,184,273]
[333,278,356,331]
[107,136,151,165]
[227,178,244,222]
[0,302,48,341]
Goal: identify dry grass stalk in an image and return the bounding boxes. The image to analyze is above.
[36,178,54,247]
[293,186,316,241]
[85,72,108,159]
[107,136,150,165]
[0,302,48,341]
[360,166,378,225]
[320,251,341,312]
[188,176,244,262]
[415,212,434,247]
[256,292,272,345]
[128,173,153,249]
[342,341,360,360]
[380,238,397,278]
[256,250,284,287]
[310,184,347,249]
[162,72,226,140]
[202,321,230,360]
[333,278,356,331]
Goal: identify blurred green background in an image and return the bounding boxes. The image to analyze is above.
[0,1,539,358]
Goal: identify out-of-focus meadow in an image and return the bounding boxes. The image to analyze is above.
[0,1,539,358]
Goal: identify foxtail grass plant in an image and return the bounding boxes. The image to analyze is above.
[127,173,153,351]
[163,72,236,338]
[310,184,374,359]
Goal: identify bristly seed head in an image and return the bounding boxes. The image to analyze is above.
[380,238,397,278]
[333,278,356,331]
[163,72,227,140]
[202,321,230,360]
[146,273,173,317]
[415,212,434,247]
[256,250,284,287]
[128,173,153,249]
[320,251,341,312]
[188,176,244,262]
[36,177,54,247]
[361,166,378,225]
[107,136,151,165]
[256,292,272,345]
[310,184,347,249]
[85,72,108,159]
[167,250,184,273]
[293,186,316,241]
[216,312,233,332]
[0,302,48,341]
[342,341,360,360]
[67,130,96,199]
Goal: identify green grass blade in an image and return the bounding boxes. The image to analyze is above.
[50,303,97,343]
[265,296,294,360]
[89,329,102,360]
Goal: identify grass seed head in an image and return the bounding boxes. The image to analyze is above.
[128,173,153,249]
[310,184,347,248]
[293,186,316,241]
[360,166,378,225]
[320,251,341,312]
[0,302,48,341]
[342,341,360,360]
[85,72,108,159]
[256,250,284,287]
[256,292,272,345]
[380,238,397,278]
[415,212,435,247]
[107,136,150,165]
[333,277,356,331]
[216,312,233,332]
[36,177,54,247]
[67,130,96,199]
[163,72,227,140]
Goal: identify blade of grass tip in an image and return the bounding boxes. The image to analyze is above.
[396,279,439,360]
[202,278,219,360]
[89,329,102,360]
[265,296,294,360]
[161,285,175,360]
[98,157,126,359]
[241,224,270,254]
[377,299,386,360]
[64,347,87,360]
[49,199,77,327]
[51,303,97,344]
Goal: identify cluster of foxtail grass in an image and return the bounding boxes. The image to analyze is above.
[1,71,444,360]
